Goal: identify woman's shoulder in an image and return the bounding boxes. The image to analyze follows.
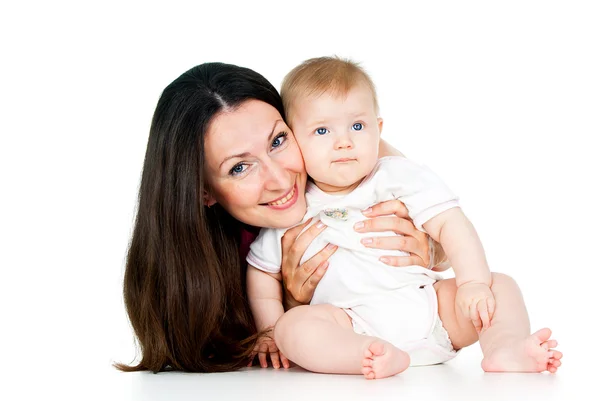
[239,225,260,259]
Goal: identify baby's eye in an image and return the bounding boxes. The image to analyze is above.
[352,123,363,131]
[315,127,329,136]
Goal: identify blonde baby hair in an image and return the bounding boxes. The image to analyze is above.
[281,56,379,122]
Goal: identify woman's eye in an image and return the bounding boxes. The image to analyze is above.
[229,164,248,176]
[315,127,329,136]
[272,132,288,148]
[352,123,363,131]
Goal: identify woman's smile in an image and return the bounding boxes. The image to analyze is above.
[264,180,298,209]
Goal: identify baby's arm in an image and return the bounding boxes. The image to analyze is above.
[246,265,288,368]
[424,207,490,286]
[423,207,495,330]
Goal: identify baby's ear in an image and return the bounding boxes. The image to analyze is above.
[203,191,217,207]
[377,118,383,135]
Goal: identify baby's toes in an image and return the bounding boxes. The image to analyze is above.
[362,358,373,367]
[550,358,562,368]
[368,341,386,357]
[551,350,563,360]
[362,366,375,379]
[531,346,553,363]
[541,339,558,351]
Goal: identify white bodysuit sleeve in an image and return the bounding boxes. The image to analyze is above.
[375,157,460,232]
[246,228,284,274]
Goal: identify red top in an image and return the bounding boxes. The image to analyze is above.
[239,227,259,261]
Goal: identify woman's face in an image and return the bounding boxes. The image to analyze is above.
[204,100,308,229]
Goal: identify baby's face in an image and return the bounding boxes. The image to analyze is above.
[288,83,382,194]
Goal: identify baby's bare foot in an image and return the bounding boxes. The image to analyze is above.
[482,328,563,373]
[361,341,410,380]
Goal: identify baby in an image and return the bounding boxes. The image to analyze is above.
[246,56,562,379]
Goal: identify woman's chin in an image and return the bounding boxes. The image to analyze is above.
[262,201,307,229]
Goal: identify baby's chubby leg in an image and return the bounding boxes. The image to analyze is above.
[274,304,409,379]
[435,273,562,373]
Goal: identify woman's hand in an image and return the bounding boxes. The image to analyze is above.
[248,327,290,369]
[353,199,432,267]
[280,218,338,309]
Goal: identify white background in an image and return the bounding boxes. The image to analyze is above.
[1,1,598,400]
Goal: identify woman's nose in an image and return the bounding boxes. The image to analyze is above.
[263,159,290,190]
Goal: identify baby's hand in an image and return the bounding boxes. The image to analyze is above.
[455,282,496,333]
[249,328,290,369]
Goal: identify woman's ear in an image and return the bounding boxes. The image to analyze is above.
[203,191,217,207]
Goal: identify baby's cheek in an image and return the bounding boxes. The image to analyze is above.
[305,160,326,181]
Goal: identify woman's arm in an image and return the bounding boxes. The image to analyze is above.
[379,139,405,157]
[246,266,289,369]
[377,138,449,269]
[280,218,337,310]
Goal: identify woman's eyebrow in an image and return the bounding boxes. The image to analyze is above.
[219,119,283,168]
[219,152,251,169]
[266,119,283,142]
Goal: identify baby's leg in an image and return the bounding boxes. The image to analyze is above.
[274,304,409,379]
[436,274,562,372]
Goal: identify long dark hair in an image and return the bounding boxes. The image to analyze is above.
[116,63,285,372]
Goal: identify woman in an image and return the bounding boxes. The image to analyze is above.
[117,62,447,373]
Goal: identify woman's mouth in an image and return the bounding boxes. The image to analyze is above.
[262,182,299,210]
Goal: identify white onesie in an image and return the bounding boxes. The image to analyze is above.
[247,156,460,365]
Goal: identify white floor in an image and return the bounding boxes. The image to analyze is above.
[88,345,589,401]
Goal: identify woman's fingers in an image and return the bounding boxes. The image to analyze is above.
[355,216,417,236]
[283,219,326,256]
[281,218,313,252]
[280,353,290,369]
[281,220,327,279]
[258,343,268,368]
[255,339,283,368]
[280,219,314,277]
[360,235,429,267]
[299,260,329,300]
[362,199,409,218]
[360,233,412,250]
[354,200,433,269]
[270,351,281,369]
[286,243,336,303]
[378,255,424,267]
[268,340,280,369]
[301,244,336,276]
[281,219,328,304]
